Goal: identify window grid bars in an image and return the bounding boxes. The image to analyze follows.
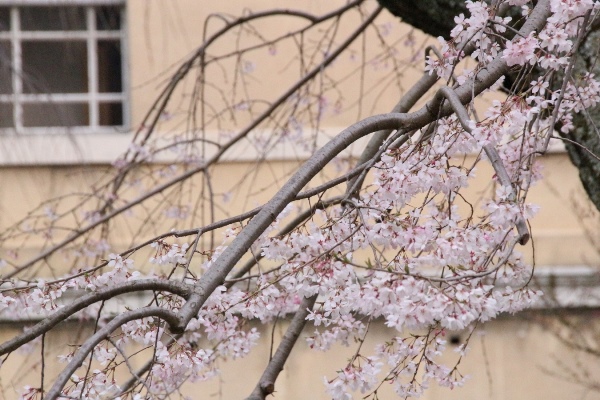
[87,6,98,127]
[2,4,125,133]
[10,6,22,130]
[119,2,128,130]
[0,31,121,40]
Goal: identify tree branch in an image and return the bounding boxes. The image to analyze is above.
[433,86,530,244]
[44,307,179,400]
[0,279,190,356]
[245,294,318,400]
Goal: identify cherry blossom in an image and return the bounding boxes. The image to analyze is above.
[502,32,539,66]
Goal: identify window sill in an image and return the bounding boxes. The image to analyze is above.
[0,130,133,165]
[0,127,567,167]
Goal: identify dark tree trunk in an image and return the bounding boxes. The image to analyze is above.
[562,31,600,210]
[378,0,600,212]
[377,0,468,39]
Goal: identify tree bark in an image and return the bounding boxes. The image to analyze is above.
[378,0,600,212]
[562,30,600,211]
[377,0,468,39]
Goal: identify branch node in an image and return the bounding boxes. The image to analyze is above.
[260,381,275,395]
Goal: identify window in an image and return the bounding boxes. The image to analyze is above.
[0,1,126,134]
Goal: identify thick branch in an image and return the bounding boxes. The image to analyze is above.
[377,1,521,39]
[377,0,469,39]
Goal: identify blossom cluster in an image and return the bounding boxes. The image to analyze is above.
[149,240,190,265]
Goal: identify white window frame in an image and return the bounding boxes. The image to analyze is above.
[0,0,128,135]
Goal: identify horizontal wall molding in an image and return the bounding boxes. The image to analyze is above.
[0,265,597,323]
[0,128,566,166]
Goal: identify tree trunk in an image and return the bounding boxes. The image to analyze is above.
[377,0,468,39]
[563,30,600,210]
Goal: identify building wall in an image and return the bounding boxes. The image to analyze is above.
[1,315,600,399]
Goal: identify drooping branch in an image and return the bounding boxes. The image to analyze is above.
[44,307,179,400]
[111,0,367,188]
[0,279,191,356]
[433,86,530,244]
[245,294,318,400]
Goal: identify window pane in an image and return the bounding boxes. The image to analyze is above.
[22,41,87,94]
[21,7,86,31]
[99,102,122,126]
[96,6,120,31]
[98,40,121,93]
[23,103,88,127]
[0,41,11,94]
[0,103,13,127]
[0,7,9,31]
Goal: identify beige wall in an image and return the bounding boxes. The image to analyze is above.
[1,315,599,400]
